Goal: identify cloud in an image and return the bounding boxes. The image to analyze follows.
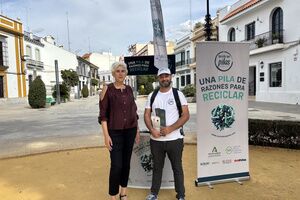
[2,0,237,55]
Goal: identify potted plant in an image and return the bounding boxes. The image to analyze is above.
[255,37,267,48]
[272,33,280,44]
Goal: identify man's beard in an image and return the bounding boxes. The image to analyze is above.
[159,80,172,88]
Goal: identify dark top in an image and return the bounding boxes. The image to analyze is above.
[100,83,138,130]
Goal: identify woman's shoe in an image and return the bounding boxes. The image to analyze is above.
[119,194,127,200]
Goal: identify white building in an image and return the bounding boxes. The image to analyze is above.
[23,31,44,95]
[219,0,300,104]
[41,36,79,97]
[0,15,26,99]
[82,52,134,88]
[83,52,119,71]
[174,33,195,90]
[77,56,99,97]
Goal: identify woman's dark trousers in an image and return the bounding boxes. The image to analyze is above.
[108,127,136,195]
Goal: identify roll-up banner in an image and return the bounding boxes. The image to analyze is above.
[195,42,250,186]
[128,133,174,189]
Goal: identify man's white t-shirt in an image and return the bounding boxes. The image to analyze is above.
[145,88,188,141]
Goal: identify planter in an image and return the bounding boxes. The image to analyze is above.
[186,96,196,103]
[272,39,279,44]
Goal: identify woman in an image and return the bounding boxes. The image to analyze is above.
[99,61,140,200]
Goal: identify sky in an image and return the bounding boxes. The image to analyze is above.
[3,0,237,56]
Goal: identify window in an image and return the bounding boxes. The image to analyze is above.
[269,62,282,87]
[181,76,185,87]
[272,8,283,43]
[0,75,4,98]
[186,74,191,85]
[176,77,179,89]
[186,50,190,64]
[246,22,255,41]
[181,51,185,65]
[0,36,8,67]
[0,42,3,66]
[228,28,236,41]
[108,75,110,81]
[26,45,32,59]
[35,48,41,61]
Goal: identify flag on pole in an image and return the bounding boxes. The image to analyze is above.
[150,0,168,70]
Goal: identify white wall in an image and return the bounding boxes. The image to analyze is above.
[23,40,44,95]
[174,33,194,90]
[3,33,19,98]
[219,0,300,104]
[88,52,119,71]
[219,0,299,43]
[41,37,78,95]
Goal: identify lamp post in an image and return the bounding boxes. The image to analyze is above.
[204,0,212,41]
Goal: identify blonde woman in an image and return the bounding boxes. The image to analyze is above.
[99,61,140,200]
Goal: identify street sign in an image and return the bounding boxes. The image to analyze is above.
[124,55,175,75]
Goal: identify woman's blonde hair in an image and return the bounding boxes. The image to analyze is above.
[111,62,128,76]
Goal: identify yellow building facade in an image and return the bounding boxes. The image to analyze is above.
[0,15,26,98]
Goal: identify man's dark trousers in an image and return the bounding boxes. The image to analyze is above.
[150,138,185,199]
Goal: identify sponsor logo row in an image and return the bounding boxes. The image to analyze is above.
[200,158,247,166]
[208,146,242,158]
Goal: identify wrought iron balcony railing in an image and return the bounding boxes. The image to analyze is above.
[26,59,44,69]
[244,30,284,50]
[176,58,196,67]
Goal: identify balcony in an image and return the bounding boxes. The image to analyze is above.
[26,59,44,69]
[245,30,284,50]
[176,58,197,70]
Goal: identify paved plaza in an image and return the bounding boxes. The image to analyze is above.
[1,96,300,158]
[0,96,299,199]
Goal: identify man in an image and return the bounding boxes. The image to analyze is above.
[144,68,190,200]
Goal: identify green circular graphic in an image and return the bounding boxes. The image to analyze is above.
[211,104,235,131]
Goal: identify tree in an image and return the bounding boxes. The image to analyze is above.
[82,85,89,98]
[137,75,155,95]
[61,69,79,88]
[182,84,196,97]
[28,76,46,108]
[52,83,69,101]
[91,78,99,87]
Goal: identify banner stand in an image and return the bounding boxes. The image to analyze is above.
[128,130,175,189]
[195,173,249,188]
[195,42,250,188]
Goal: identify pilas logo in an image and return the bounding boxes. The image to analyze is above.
[214,51,233,72]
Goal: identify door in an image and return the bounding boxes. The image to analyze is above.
[0,76,4,98]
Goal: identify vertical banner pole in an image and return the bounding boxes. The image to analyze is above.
[150,0,168,70]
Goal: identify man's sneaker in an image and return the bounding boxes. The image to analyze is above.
[177,197,185,200]
[145,193,158,200]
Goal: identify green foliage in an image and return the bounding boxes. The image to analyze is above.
[194,22,203,29]
[28,76,46,109]
[255,37,267,48]
[137,75,155,95]
[52,83,69,101]
[181,84,196,97]
[81,85,89,98]
[61,69,79,88]
[139,85,146,95]
[249,119,300,149]
[91,78,99,86]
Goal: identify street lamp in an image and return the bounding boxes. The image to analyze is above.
[204,0,212,41]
